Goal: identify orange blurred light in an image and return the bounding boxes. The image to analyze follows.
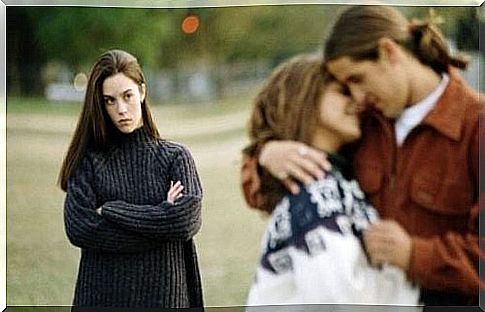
[182,15,200,34]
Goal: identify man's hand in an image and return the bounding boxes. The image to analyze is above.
[363,220,413,271]
[258,140,331,194]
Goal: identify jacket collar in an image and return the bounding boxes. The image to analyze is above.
[421,68,478,142]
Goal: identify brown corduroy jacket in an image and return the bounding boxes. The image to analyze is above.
[353,70,483,305]
[240,70,484,305]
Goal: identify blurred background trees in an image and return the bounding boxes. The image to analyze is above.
[6,5,483,101]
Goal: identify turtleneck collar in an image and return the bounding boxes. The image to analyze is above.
[325,150,353,180]
[112,126,152,146]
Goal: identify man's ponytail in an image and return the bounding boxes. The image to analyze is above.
[406,12,469,73]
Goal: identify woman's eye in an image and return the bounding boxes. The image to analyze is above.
[347,75,362,84]
[104,98,114,105]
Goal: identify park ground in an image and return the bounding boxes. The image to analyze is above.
[6,96,267,307]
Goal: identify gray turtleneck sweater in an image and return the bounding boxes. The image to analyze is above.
[64,128,203,308]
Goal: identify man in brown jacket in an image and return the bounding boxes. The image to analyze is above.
[241,6,484,306]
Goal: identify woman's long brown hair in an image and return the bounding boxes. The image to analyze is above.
[58,49,160,191]
[245,53,328,214]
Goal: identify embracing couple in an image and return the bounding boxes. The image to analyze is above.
[242,5,483,307]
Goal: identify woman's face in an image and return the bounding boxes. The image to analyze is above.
[102,73,146,134]
[318,81,361,144]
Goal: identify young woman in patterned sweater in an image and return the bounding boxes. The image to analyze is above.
[243,54,419,306]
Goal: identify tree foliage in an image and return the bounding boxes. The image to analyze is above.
[13,5,339,70]
[7,5,480,96]
[26,7,176,69]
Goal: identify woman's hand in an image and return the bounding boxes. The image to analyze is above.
[167,180,184,204]
[258,140,331,194]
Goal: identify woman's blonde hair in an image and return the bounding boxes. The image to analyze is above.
[324,6,468,74]
[245,53,329,213]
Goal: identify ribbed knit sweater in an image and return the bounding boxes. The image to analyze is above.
[64,127,203,308]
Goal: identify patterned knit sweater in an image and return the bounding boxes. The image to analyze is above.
[64,127,203,308]
[247,155,420,306]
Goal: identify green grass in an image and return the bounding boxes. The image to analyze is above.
[6,96,267,307]
[6,94,253,119]
[6,97,83,116]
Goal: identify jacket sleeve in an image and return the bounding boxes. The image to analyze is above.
[64,156,158,253]
[406,112,485,299]
[100,147,203,241]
